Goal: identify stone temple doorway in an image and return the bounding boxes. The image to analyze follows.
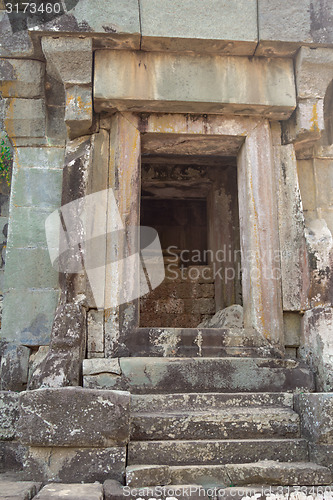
[105,112,284,357]
[104,113,285,358]
[139,159,242,329]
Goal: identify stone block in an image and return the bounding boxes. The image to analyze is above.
[314,159,333,208]
[35,483,103,499]
[0,343,30,391]
[258,0,333,56]
[131,406,299,441]
[309,443,333,473]
[296,47,333,100]
[33,0,140,48]
[4,247,58,290]
[65,85,93,139]
[0,11,42,59]
[0,391,19,440]
[6,206,54,249]
[295,393,333,444]
[2,98,45,138]
[283,312,301,347]
[18,387,130,447]
[126,464,171,487]
[94,50,296,119]
[87,310,104,353]
[297,160,316,211]
[304,220,333,308]
[46,105,67,145]
[128,439,309,467]
[27,298,86,389]
[284,98,325,148]
[41,37,92,84]
[83,358,121,376]
[14,147,64,169]
[86,357,315,393]
[10,166,63,209]
[300,307,333,391]
[0,440,28,472]
[131,393,294,413]
[0,480,41,499]
[225,461,331,486]
[24,446,126,483]
[275,144,308,311]
[0,59,44,98]
[140,0,258,55]
[27,346,49,387]
[1,289,60,346]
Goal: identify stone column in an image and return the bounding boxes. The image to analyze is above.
[237,120,284,352]
[105,113,141,357]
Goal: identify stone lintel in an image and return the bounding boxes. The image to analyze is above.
[94,50,296,119]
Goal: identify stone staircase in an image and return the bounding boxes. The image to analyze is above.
[122,357,332,489]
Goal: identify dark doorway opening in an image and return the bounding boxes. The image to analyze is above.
[139,159,242,328]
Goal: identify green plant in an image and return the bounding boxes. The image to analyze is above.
[0,135,12,186]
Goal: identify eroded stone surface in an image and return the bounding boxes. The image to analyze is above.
[0,59,45,98]
[300,306,333,391]
[128,439,309,466]
[0,441,27,473]
[17,387,130,447]
[94,51,296,119]
[35,482,103,499]
[24,446,126,483]
[198,305,243,328]
[0,344,30,391]
[0,480,42,499]
[131,407,300,441]
[87,357,315,394]
[83,358,121,376]
[0,392,19,440]
[295,393,333,444]
[304,219,333,308]
[126,464,171,487]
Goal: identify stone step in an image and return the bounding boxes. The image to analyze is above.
[85,357,314,393]
[125,462,332,488]
[35,483,104,499]
[131,407,300,440]
[105,481,333,500]
[128,439,309,466]
[123,329,280,357]
[169,462,332,488]
[130,392,294,412]
[0,480,42,499]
